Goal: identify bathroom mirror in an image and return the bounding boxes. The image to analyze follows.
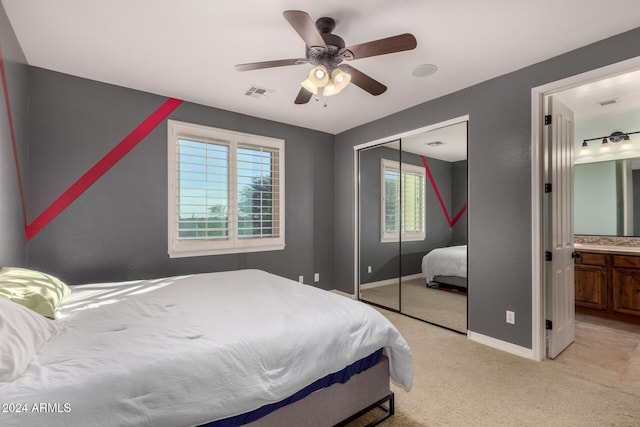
[574,157,640,236]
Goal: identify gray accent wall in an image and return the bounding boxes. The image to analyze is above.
[26,68,335,288]
[335,27,640,349]
[0,3,28,267]
[451,160,468,246]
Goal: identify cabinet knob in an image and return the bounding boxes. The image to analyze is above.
[571,252,581,260]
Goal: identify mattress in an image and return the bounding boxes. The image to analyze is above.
[421,245,467,283]
[0,269,412,427]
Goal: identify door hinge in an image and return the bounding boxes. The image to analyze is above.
[545,251,552,261]
[544,115,552,125]
[546,320,553,330]
[544,183,552,193]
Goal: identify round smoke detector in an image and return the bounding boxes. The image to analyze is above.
[412,64,438,78]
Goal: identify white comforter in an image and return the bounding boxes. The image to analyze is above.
[0,269,412,427]
[421,245,467,282]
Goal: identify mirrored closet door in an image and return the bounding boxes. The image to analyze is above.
[358,141,401,311]
[358,121,468,333]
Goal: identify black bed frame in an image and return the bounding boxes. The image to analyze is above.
[334,392,395,427]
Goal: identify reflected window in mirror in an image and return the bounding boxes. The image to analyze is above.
[381,159,426,242]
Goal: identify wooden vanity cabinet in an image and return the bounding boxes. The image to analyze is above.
[574,250,640,324]
[611,255,640,317]
[574,252,607,310]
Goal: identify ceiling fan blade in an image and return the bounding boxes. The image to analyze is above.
[235,58,308,71]
[283,10,327,49]
[294,87,314,104]
[339,64,387,96]
[340,33,417,60]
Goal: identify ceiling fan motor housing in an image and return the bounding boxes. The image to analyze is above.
[307,40,345,69]
[306,17,348,71]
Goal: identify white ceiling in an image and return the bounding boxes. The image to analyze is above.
[3,0,640,135]
[554,68,640,119]
[388,121,468,162]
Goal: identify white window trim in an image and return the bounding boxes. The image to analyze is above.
[167,120,285,258]
[380,158,426,242]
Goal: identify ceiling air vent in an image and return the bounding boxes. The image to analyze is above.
[597,98,620,107]
[425,141,445,146]
[245,85,274,99]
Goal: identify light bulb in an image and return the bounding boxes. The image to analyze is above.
[578,142,591,156]
[599,138,610,154]
[620,135,634,151]
[307,65,329,87]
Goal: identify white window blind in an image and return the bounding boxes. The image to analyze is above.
[177,138,230,240]
[168,120,285,257]
[381,159,426,242]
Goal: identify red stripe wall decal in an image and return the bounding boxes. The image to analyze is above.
[0,43,28,232]
[25,97,183,241]
[420,155,467,228]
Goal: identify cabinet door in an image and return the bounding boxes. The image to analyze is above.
[574,264,606,310]
[612,268,640,316]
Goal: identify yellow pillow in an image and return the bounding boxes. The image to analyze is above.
[0,267,71,319]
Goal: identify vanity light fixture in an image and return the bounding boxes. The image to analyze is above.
[579,141,592,156]
[620,133,633,151]
[579,130,639,157]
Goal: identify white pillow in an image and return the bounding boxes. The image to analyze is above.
[0,297,61,384]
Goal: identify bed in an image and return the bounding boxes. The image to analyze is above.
[0,268,412,427]
[421,245,467,289]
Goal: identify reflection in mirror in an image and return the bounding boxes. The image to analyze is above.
[359,142,400,310]
[358,121,468,333]
[574,158,640,236]
[399,123,467,332]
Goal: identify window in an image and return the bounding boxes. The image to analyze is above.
[168,120,285,257]
[381,159,425,242]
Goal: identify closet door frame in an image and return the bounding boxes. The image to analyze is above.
[353,115,469,297]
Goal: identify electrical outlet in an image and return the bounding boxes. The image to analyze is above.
[314,273,320,282]
[367,265,372,273]
[506,310,515,324]
[298,275,304,283]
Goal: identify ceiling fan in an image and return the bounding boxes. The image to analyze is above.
[235,10,417,104]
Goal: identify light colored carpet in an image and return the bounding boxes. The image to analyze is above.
[360,278,466,332]
[346,308,640,427]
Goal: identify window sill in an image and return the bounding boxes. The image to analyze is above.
[168,243,286,258]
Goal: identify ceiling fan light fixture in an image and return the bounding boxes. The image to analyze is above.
[301,78,319,94]
[308,65,330,87]
[323,82,339,97]
[324,69,352,96]
[332,68,351,87]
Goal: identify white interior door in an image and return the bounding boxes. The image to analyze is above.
[545,96,576,359]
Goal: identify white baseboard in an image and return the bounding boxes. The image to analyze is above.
[360,273,424,290]
[402,273,424,282]
[467,330,536,360]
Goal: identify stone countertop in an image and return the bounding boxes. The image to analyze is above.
[574,243,640,254]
